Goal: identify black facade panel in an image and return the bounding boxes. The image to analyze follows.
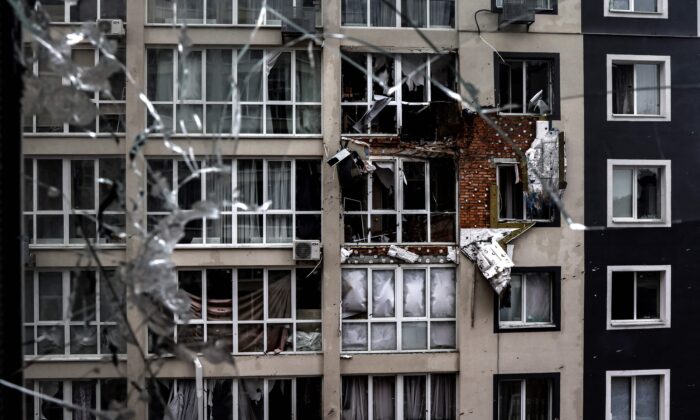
[582,1,697,36]
[584,34,700,419]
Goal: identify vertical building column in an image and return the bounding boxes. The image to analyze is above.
[124,2,147,418]
[321,0,342,419]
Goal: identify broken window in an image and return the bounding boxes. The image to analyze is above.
[497,57,555,116]
[341,267,455,352]
[497,377,557,420]
[608,372,668,420]
[164,268,320,353]
[341,53,457,134]
[608,55,669,120]
[609,0,660,13]
[609,161,670,226]
[24,270,125,356]
[609,267,669,329]
[23,158,126,245]
[146,158,321,244]
[341,0,455,27]
[25,379,126,419]
[341,374,456,419]
[35,0,126,22]
[146,48,321,134]
[497,163,557,222]
[499,271,556,329]
[343,158,456,243]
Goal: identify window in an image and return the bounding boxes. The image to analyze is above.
[146,48,322,135]
[146,158,321,245]
[605,0,667,18]
[496,163,557,223]
[606,370,670,420]
[495,54,559,117]
[24,158,126,245]
[341,374,457,420]
[494,0,556,11]
[23,45,127,134]
[342,158,456,244]
[23,270,126,356]
[153,267,321,354]
[148,377,322,419]
[147,0,322,26]
[25,379,127,419]
[497,269,560,331]
[341,52,457,134]
[607,266,670,329]
[607,55,671,121]
[35,0,126,22]
[341,266,456,352]
[496,374,559,420]
[341,0,455,28]
[607,160,671,227]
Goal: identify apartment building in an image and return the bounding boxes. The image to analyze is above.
[583,1,700,419]
[21,0,584,419]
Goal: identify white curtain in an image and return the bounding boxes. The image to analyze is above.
[372,377,395,420]
[400,54,427,95]
[431,375,456,420]
[429,0,454,27]
[404,376,426,420]
[403,270,426,317]
[206,0,232,23]
[612,64,634,115]
[636,64,660,115]
[401,0,427,27]
[342,269,368,318]
[267,161,291,243]
[179,51,202,100]
[72,381,95,420]
[430,268,455,318]
[342,377,368,420]
[296,51,322,102]
[525,273,551,323]
[499,274,523,322]
[153,50,174,101]
[342,0,367,25]
[237,161,262,243]
[636,376,660,420]
[372,270,395,317]
[205,162,232,243]
[611,377,631,420]
[165,381,198,420]
[371,0,396,26]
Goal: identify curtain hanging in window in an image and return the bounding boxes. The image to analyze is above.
[341,377,368,420]
[431,375,456,420]
[403,376,426,420]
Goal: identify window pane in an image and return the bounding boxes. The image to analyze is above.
[342,323,368,350]
[102,0,126,19]
[70,325,98,353]
[39,272,63,320]
[100,271,124,322]
[296,268,322,320]
[370,0,396,26]
[370,214,397,242]
[636,272,661,319]
[430,321,455,349]
[206,104,232,133]
[267,215,292,243]
[38,326,64,354]
[36,215,64,244]
[268,270,292,319]
[205,163,232,209]
[611,272,635,320]
[402,55,428,102]
[237,160,263,207]
[297,51,322,102]
[431,54,457,102]
[372,55,395,97]
[70,271,96,321]
[431,374,456,420]
[525,379,551,419]
[70,0,97,22]
[238,50,264,101]
[430,213,455,242]
[401,322,427,350]
[403,214,427,242]
[147,49,174,101]
[296,322,322,351]
[525,273,552,323]
[176,0,204,23]
[373,377,396,419]
[430,159,456,211]
[612,64,634,114]
[404,162,426,209]
[372,163,395,210]
[296,160,322,211]
[238,269,264,320]
[500,61,523,112]
[237,214,263,243]
[148,0,174,23]
[24,159,33,211]
[635,376,660,420]
[268,380,293,420]
[99,158,124,212]
[177,161,201,209]
[296,214,321,240]
[525,61,551,113]
[342,377,368,419]
[238,324,263,352]
[296,105,321,134]
[268,161,291,210]
[267,105,293,134]
[612,168,633,218]
[238,379,264,419]
[207,0,233,23]
[71,160,95,210]
[342,53,368,102]
[611,377,632,420]
[240,105,263,133]
[403,376,426,419]
[176,104,203,133]
[498,165,524,220]
[372,270,395,317]
[342,269,368,319]
[342,0,367,25]
[430,0,454,27]
[37,160,63,210]
[402,0,427,27]
[371,323,397,350]
[100,379,127,411]
[344,214,368,243]
[268,52,292,101]
[635,0,657,12]
[500,274,523,322]
[206,49,233,101]
[39,382,64,419]
[24,272,34,323]
[238,0,262,24]
[498,380,522,420]
[611,0,630,10]
[404,269,426,317]
[636,64,660,115]
[41,0,65,22]
[637,168,660,219]
[206,269,233,321]
[430,268,455,318]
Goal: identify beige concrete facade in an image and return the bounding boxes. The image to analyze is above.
[23,1,583,418]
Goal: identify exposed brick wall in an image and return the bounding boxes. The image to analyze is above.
[457,114,538,228]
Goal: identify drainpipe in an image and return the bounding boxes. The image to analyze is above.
[194,358,203,420]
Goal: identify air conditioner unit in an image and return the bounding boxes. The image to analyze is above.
[293,240,321,261]
[499,0,536,28]
[97,19,125,37]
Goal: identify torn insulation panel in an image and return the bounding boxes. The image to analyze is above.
[525,122,565,217]
[459,228,516,295]
[387,245,419,263]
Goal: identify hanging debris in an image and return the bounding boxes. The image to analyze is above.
[387,245,420,263]
[459,228,516,294]
[525,121,566,219]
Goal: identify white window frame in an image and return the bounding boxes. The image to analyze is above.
[497,58,554,116]
[606,265,671,330]
[495,0,555,11]
[604,0,668,19]
[497,378,554,420]
[606,159,671,227]
[606,55,671,122]
[36,0,125,23]
[340,265,457,353]
[23,270,124,359]
[342,157,457,244]
[169,267,322,354]
[26,379,126,419]
[341,53,458,135]
[605,370,671,420]
[341,0,455,28]
[25,158,126,247]
[498,271,555,329]
[145,158,322,247]
[145,48,322,137]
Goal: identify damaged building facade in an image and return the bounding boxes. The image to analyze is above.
[20,0,584,419]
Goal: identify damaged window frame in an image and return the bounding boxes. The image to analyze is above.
[159,267,322,354]
[340,0,455,28]
[606,265,671,330]
[146,47,322,136]
[342,157,457,244]
[341,52,458,135]
[494,53,560,120]
[23,43,127,135]
[35,0,126,23]
[607,160,671,228]
[24,157,126,246]
[24,379,127,419]
[146,158,322,245]
[605,370,670,420]
[606,55,671,121]
[341,266,457,353]
[23,269,125,357]
[494,373,560,420]
[495,267,561,333]
[147,376,323,419]
[495,161,558,224]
